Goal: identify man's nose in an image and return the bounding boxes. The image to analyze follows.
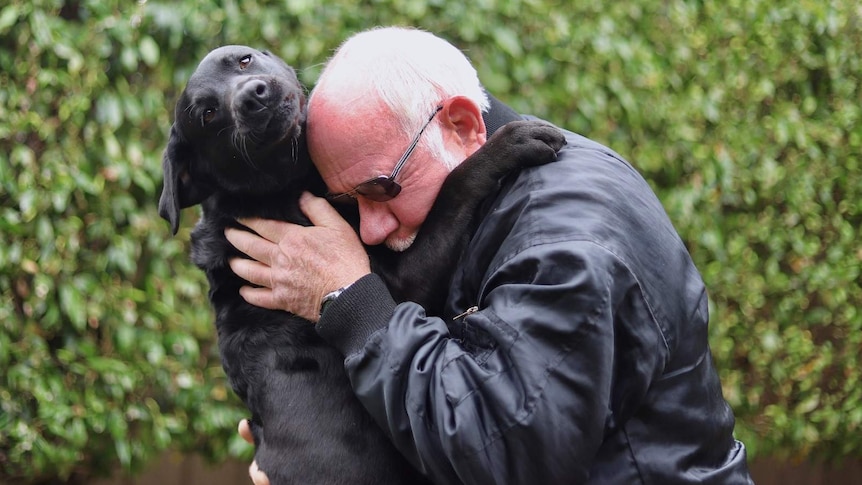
[358,200,399,246]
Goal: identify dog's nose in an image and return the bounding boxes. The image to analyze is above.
[237,79,269,113]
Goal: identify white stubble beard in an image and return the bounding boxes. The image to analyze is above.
[385,231,417,252]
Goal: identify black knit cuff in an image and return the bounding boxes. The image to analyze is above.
[316,273,397,357]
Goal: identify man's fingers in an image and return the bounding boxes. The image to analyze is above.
[238,217,296,243]
[249,460,271,485]
[299,192,351,230]
[225,255,284,310]
[239,421,270,485]
[238,286,282,311]
[225,227,278,265]
[238,419,254,444]
[229,257,272,288]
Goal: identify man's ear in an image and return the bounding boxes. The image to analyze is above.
[157,123,213,235]
[440,96,487,148]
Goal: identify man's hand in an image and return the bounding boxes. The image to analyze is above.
[225,192,371,321]
[238,420,270,485]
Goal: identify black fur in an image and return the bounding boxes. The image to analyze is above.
[158,45,565,485]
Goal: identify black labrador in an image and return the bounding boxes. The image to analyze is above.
[158,45,565,485]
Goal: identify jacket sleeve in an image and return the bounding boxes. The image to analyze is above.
[316,239,666,485]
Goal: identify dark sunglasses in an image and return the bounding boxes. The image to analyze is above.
[327,105,443,203]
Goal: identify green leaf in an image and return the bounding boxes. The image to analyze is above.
[492,26,523,57]
[139,35,160,66]
[0,4,21,33]
[58,284,87,331]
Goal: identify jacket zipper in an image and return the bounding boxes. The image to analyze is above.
[453,305,479,321]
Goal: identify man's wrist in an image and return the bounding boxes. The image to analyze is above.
[319,283,352,318]
[315,274,398,357]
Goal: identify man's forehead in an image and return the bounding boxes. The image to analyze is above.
[312,125,402,189]
[308,99,395,150]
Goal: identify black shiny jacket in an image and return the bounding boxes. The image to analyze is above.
[318,113,753,484]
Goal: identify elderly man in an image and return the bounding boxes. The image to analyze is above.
[226,27,753,485]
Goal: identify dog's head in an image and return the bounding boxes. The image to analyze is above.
[158,45,309,234]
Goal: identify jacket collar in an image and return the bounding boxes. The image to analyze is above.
[482,91,523,136]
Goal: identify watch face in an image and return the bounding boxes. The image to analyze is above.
[319,286,346,317]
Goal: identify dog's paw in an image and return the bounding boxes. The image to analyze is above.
[486,120,567,169]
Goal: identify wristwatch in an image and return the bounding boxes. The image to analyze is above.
[319,284,350,318]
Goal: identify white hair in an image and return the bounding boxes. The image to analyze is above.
[309,27,490,169]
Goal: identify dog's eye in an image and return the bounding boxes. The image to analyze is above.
[239,55,252,70]
[202,108,217,126]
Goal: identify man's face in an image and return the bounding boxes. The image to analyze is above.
[308,104,455,251]
[308,97,487,251]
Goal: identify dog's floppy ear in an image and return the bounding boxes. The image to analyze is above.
[158,123,214,235]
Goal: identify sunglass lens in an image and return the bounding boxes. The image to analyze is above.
[356,177,401,202]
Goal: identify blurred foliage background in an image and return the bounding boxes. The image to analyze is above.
[0,0,859,483]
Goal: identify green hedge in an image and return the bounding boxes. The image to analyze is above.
[1,0,859,482]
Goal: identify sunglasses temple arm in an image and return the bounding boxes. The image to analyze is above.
[389,105,443,180]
